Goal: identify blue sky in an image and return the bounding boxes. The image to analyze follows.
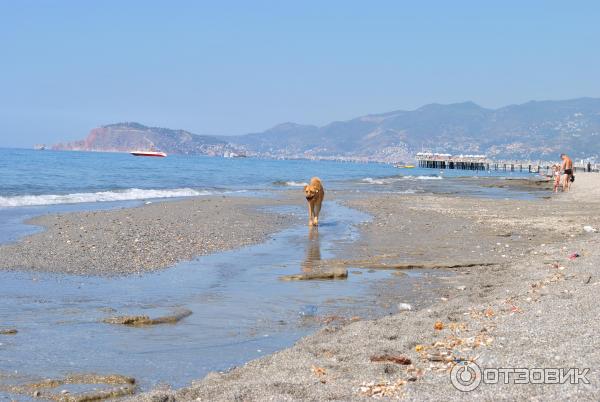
[1,0,599,147]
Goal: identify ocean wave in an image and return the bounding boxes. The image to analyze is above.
[361,175,442,184]
[0,188,212,208]
[361,177,391,185]
[272,180,308,187]
[407,175,443,180]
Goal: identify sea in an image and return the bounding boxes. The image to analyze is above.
[0,149,538,394]
[0,148,536,208]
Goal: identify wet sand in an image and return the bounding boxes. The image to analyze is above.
[131,174,600,400]
[0,196,297,276]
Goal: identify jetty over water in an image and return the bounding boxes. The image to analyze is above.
[416,153,490,170]
[415,152,598,173]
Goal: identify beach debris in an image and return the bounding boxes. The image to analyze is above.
[299,305,318,317]
[406,365,425,381]
[0,373,136,401]
[585,275,592,284]
[358,379,406,398]
[509,305,523,314]
[319,315,343,324]
[426,352,449,362]
[280,268,348,281]
[484,308,495,318]
[358,261,498,270]
[370,354,412,365]
[529,271,566,296]
[434,321,444,330]
[568,252,580,260]
[312,365,326,376]
[583,225,597,233]
[0,328,18,335]
[311,365,327,383]
[397,303,412,312]
[103,309,192,326]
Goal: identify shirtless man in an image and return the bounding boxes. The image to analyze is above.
[560,153,573,191]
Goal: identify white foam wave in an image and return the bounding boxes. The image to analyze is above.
[409,175,443,180]
[273,180,308,187]
[0,188,211,208]
[362,175,442,185]
[361,177,390,185]
[286,181,308,187]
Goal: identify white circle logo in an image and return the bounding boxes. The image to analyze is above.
[450,361,482,392]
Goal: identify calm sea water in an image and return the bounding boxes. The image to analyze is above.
[0,148,533,208]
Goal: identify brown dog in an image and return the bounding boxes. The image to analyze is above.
[303,177,324,226]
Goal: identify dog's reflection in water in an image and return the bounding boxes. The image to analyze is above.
[301,227,321,273]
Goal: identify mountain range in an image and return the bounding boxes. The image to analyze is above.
[52,98,600,162]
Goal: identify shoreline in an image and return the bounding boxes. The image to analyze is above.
[130,175,600,400]
[2,175,597,399]
[0,196,299,276]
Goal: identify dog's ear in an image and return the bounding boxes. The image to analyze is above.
[303,185,308,191]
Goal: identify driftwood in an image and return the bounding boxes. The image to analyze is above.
[280,268,348,281]
[370,354,412,365]
[323,259,499,270]
[358,262,499,270]
[102,309,192,326]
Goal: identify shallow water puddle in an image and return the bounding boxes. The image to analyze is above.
[0,201,446,394]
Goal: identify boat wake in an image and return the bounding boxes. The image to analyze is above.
[0,188,212,207]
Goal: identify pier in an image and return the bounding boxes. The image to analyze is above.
[415,153,599,173]
[416,153,490,171]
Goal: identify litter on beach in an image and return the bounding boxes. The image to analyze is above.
[370,354,412,365]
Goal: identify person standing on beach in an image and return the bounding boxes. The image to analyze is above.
[560,153,573,191]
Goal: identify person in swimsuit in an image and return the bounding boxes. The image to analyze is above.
[560,153,573,191]
[552,164,561,192]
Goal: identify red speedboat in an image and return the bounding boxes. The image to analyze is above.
[130,151,167,157]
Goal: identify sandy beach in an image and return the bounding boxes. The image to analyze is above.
[0,196,297,276]
[126,173,600,400]
[2,175,600,400]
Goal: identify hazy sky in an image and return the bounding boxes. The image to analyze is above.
[1,0,599,147]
